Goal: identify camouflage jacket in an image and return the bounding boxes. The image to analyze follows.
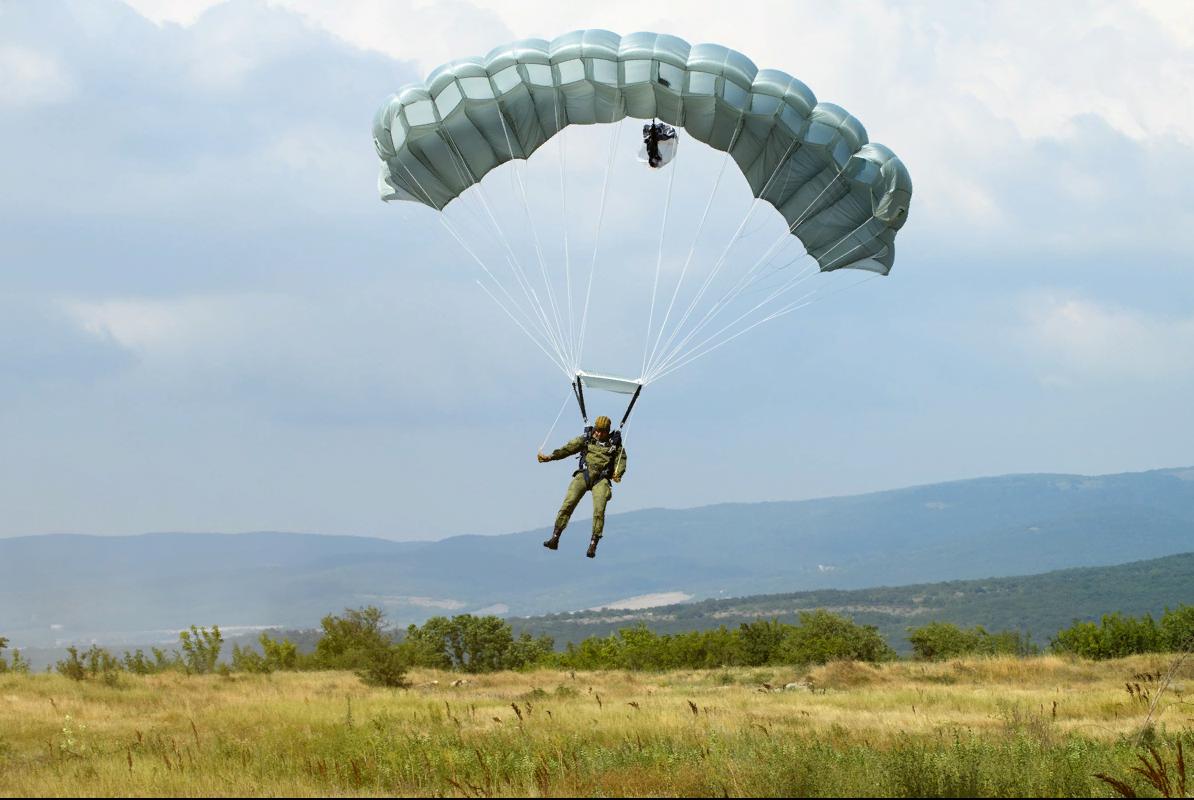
[548,433,627,482]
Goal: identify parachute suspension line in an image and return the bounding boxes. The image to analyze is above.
[528,85,570,371]
[646,215,879,381]
[650,272,881,385]
[388,157,569,375]
[640,154,679,378]
[475,279,573,379]
[646,164,851,377]
[538,388,574,452]
[575,98,626,372]
[499,145,573,369]
[647,216,880,380]
[438,126,573,368]
[644,137,802,377]
[643,115,745,376]
[555,94,577,372]
[487,102,575,371]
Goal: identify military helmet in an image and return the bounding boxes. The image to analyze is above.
[594,415,611,432]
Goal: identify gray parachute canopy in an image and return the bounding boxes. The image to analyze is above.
[372,30,911,274]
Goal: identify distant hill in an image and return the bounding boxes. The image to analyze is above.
[2,466,1193,648]
[512,552,1194,654]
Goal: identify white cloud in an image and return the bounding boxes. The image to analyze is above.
[0,46,74,107]
[1019,295,1194,383]
[118,0,225,26]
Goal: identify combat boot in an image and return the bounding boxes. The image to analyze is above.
[543,527,563,550]
[586,535,600,559]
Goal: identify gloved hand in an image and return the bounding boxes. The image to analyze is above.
[613,474,622,483]
[537,452,550,463]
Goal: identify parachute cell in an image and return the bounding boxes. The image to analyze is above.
[373,30,911,275]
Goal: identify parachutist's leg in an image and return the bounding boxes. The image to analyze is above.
[586,480,611,559]
[553,473,589,534]
[590,479,612,540]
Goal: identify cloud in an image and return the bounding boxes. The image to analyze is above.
[2,0,1192,538]
[0,46,74,108]
[1019,295,1194,384]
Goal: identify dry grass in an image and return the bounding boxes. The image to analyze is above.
[0,654,1190,797]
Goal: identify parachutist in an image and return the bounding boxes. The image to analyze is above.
[538,415,627,558]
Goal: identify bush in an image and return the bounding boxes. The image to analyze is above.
[909,622,1036,660]
[179,625,224,675]
[1160,605,1194,651]
[231,643,270,674]
[57,646,87,681]
[357,645,410,688]
[260,633,299,670]
[313,607,392,670]
[0,637,30,675]
[56,645,121,683]
[121,648,180,675]
[1051,613,1164,659]
[405,615,553,673]
[780,610,897,665]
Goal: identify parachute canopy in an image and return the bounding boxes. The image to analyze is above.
[373,30,911,274]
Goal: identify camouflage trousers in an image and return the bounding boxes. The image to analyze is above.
[554,472,612,539]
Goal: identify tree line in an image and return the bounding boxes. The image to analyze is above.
[3,605,1190,687]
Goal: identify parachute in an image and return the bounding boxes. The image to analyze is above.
[371,30,912,429]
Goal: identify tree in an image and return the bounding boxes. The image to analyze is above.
[179,626,224,675]
[313,607,390,669]
[56,646,87,681]
[231,643,269,674]
[1160,605,1194,652]
[909,622,980,660]
[405,615,553,672]
[357,645,410,688]
[1051,613,1163,659]
[8,649,30,674]
[260,632,299,671]
[738,620,787,666]
[780,610,896,665]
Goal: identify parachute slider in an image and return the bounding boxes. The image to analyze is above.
[575,370,642,395]
[574,370,644,429]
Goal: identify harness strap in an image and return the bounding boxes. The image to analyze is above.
[619,385,643,429]
[572,378,588,423]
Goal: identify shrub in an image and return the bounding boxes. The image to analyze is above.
[231,643,270,674]
[909,622,1036,660]
[1051,613,1164,659]
[357,645,410,688]
[260,633,299,670]
[313,607,391,670]
[1160,605,1194,652]
[56,645,121,683]
[179,625,224,675]
[780,610,897,665]
[57,646,87,681]
[405,615,553,673]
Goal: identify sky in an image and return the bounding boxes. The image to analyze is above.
[1,0,1192,540]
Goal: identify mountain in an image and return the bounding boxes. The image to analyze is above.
[2,466,1192,647]
[512,552,1194,654]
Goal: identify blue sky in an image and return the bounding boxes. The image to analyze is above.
[2,0,1192,539]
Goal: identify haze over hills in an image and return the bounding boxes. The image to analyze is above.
[2,466,1192,648]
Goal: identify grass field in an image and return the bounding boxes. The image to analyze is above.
[1,655,1191,797]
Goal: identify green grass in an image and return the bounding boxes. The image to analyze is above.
[0,654,1190,796]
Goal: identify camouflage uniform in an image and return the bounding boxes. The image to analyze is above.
[545,434,628,539]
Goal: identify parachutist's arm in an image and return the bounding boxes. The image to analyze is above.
[543,436,584,462]
[612,447,627,482]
